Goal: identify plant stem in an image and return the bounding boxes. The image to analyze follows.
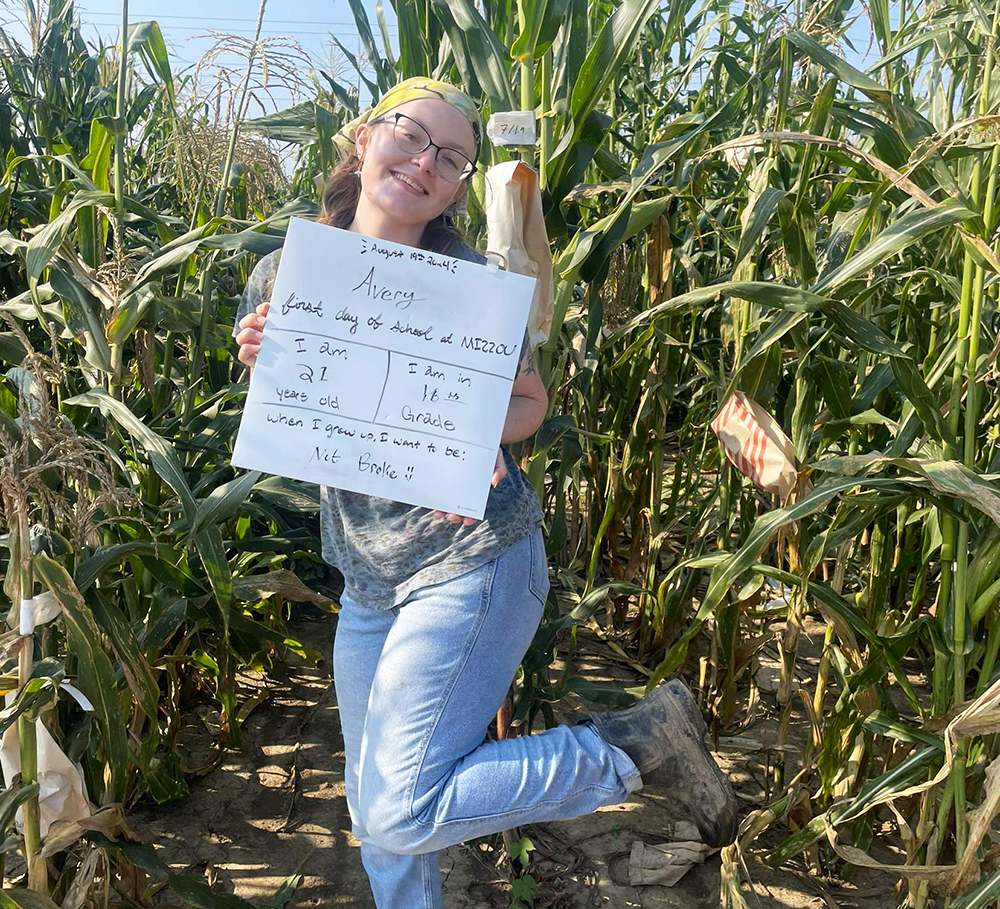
[539,49,552,189]
[15,509,45,894]
[517,0,534,166]
[108,0,130,386]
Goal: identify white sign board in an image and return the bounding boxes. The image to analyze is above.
[232,218,535,519]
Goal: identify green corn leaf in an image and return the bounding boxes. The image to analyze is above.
[187,470,262,538]
[261,875,304,909]
[785,30,890,101]
[329,34,380,100]
[833,745,940,825]
[195,526,233,618]
[88,590,159,722]
[81,118,112,193]
[47,265,114,373]
[141,598,188,653]
[33,553,129,802]
[0,333,27,365]
[431,0,516,110]
[0,781,39,835]
[129,21,174,103]
[63,387,197,525]
[863,711,944,750]
[646,475,912,687]
[76,542,158,593]
[951,869,1000,909]
[0,888,63,909]
[815,358,852,420]
[243,102,326,143]
[812,198,976,295]
[813,455,1000,527]
[344,0,392,95]
[538,676,639,708]
[511,0,571,62]
[765,814,829,867]
[26,191,166,283]
[733,188,786,272]
[570,0,661,131]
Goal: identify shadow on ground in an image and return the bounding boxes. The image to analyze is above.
[132,615,902,909]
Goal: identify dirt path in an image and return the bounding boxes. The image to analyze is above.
[133,614,900,909]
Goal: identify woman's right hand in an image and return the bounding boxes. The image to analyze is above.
[236,301,270,369]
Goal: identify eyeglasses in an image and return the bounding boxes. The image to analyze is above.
[369,112,477,183]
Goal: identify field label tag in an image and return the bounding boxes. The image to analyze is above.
[487,111,537,146]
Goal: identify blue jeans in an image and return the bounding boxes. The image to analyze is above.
[332,529,642,908]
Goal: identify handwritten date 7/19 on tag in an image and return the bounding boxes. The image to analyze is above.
[232,218,536,519]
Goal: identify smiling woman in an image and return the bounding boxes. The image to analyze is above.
[232,77,734,909]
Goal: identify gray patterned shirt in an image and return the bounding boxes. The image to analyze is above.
[234,240,544,609]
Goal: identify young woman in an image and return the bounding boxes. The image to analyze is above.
[234,78,736,909]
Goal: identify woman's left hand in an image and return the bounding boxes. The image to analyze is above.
[433,449,506,526]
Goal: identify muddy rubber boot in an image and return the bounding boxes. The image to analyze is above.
[587,679,737,847]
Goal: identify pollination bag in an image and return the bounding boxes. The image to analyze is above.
[483,161,553,349]
[711,391,798,502]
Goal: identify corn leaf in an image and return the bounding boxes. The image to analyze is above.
[63,387,197,525]
[34,553,129,802]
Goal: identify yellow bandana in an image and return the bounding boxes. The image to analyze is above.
[333,77,482,164]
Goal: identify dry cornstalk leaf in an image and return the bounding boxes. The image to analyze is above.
[950,755,1000,894]
[231,570,336,609]
[41,805,127,858]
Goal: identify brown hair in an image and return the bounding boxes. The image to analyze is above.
[317,148,471,256]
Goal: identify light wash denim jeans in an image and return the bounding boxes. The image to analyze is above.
[332,529,642,908]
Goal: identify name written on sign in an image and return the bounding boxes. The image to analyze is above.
[351,266,424,311]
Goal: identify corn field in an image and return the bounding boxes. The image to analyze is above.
[2,0,1000,905]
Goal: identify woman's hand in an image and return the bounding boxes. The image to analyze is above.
[433,449,506,526]
[235,301,270,369]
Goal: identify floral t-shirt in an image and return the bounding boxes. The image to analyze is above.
[233,239,544,610]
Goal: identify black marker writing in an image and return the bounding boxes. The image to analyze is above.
[460,336,516,356]
[267,411,303,428]
[318,341,348,360]
[310,447,340,464]
[281,292,324,318]
[401,404,455,432]
[335,306,359,334]
[351,266,422,310]
[358,452,397,479]
[390,320,434,341]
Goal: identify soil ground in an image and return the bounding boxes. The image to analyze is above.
[132,613,903,909]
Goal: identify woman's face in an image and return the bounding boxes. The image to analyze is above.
[354,98,476,231]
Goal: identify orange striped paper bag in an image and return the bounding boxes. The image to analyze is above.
[711,392,798,501]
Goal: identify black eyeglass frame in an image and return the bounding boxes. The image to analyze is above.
[368,112,479,182]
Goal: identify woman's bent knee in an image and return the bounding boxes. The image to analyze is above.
[359,776,435,855]
[364,816,431,855]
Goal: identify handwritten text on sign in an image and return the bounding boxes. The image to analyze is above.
[232,218,535,519]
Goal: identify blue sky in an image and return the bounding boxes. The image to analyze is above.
[7,1,397,108]
[5,1,879,113]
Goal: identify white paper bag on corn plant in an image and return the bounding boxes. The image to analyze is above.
[0,719,92,836]
[483,161,553,348]
[711,392,798,501]
[0,593,92,836]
